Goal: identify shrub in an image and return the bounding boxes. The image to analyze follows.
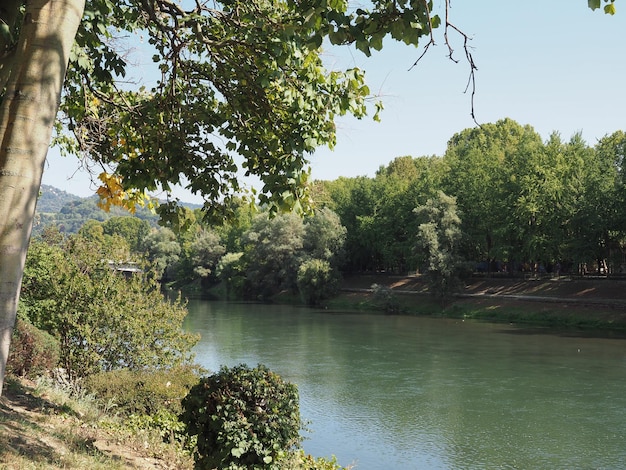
[180,364,301,470]
[7,317,60,378]
[297,259,339,306]
[371,283,400,313]
[84,365,202,417]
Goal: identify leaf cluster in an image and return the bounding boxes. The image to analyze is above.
[19,232,199,379]
[180,364,302,470]
[588,0,617,15]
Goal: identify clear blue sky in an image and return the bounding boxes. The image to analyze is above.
[42,1,626,202]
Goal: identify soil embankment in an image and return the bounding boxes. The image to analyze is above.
[339,274,626,329]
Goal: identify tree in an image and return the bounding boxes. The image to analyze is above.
[102,216,152,254]
[297,258,339,306]
[189,229,226,287]
[243,212,306,299]
[415,191,466,305]
[374,155,444,273]
[442,119,544,268]
[303,207,347,267]
[142,227,182,280]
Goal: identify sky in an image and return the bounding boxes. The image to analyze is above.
[42,1,626,203]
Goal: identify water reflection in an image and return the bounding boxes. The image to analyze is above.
[184,301,626,469]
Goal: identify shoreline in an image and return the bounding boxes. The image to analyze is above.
[330,274,626,332]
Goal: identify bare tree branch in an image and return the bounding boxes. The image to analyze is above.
[409,0,480,126]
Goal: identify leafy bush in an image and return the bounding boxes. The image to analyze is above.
[371,283,400,313]
[297,258,339,306]
[7,317,60,378]
[125,408,189,445]
[20,235,199,379]
[283,450,350,470]
[180,364,302,470]
[84,365,202,417]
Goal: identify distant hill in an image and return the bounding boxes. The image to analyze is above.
[35,185,159,234]
[34,185,202,234]
[37,185,83,213]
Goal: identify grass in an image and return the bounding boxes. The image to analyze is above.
[0,375,193,470]
[1,375,351,470]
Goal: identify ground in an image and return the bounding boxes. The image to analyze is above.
[0,377,189,469]
[339,273,626,328]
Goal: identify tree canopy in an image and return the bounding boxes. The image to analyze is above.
[50,0,454,220]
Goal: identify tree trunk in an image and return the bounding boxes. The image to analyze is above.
[0,0,84,395]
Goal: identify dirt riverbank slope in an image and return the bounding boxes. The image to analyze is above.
[340,274,626,328]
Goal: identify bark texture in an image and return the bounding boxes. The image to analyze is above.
[0,0,84,395]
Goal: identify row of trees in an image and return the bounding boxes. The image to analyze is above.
[73,205,347,305]
[315,119,626,277]
[67,119,626,300]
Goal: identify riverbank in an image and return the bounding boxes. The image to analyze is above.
[0,376,192,469]
[332,274,626,331]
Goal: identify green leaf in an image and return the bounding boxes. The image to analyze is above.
[231,447,244,458]
[355,39,371,56]
[370,33,384,52]
[588,0,601,10]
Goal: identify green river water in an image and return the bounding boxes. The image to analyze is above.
[184,300,626,469]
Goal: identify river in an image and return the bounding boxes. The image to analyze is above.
[183,300,626,469]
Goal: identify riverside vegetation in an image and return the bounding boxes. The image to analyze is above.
[4,207,626,467]
[2,226,350,469]
[6,119,626,467]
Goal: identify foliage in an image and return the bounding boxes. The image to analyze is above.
[49,0,447,221]
[102,216,152,253]
[142,227,182,279]
[190,229,226,285]
[7,317,60,379]
[216,252,246,299]
[588,0,617,15]
[314,119,626,279]
[370,283,400,314]
[240,208,347,300]
[180,364,301,470]
[297,259,339,306]
[243,213,307,299]
[19,234,199,379]
[83,365,203,417]
[303,207,347,265]
[283,450,349,470]
[124,408,189,446]
[415,191,467,304]
[317,158,444,273]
